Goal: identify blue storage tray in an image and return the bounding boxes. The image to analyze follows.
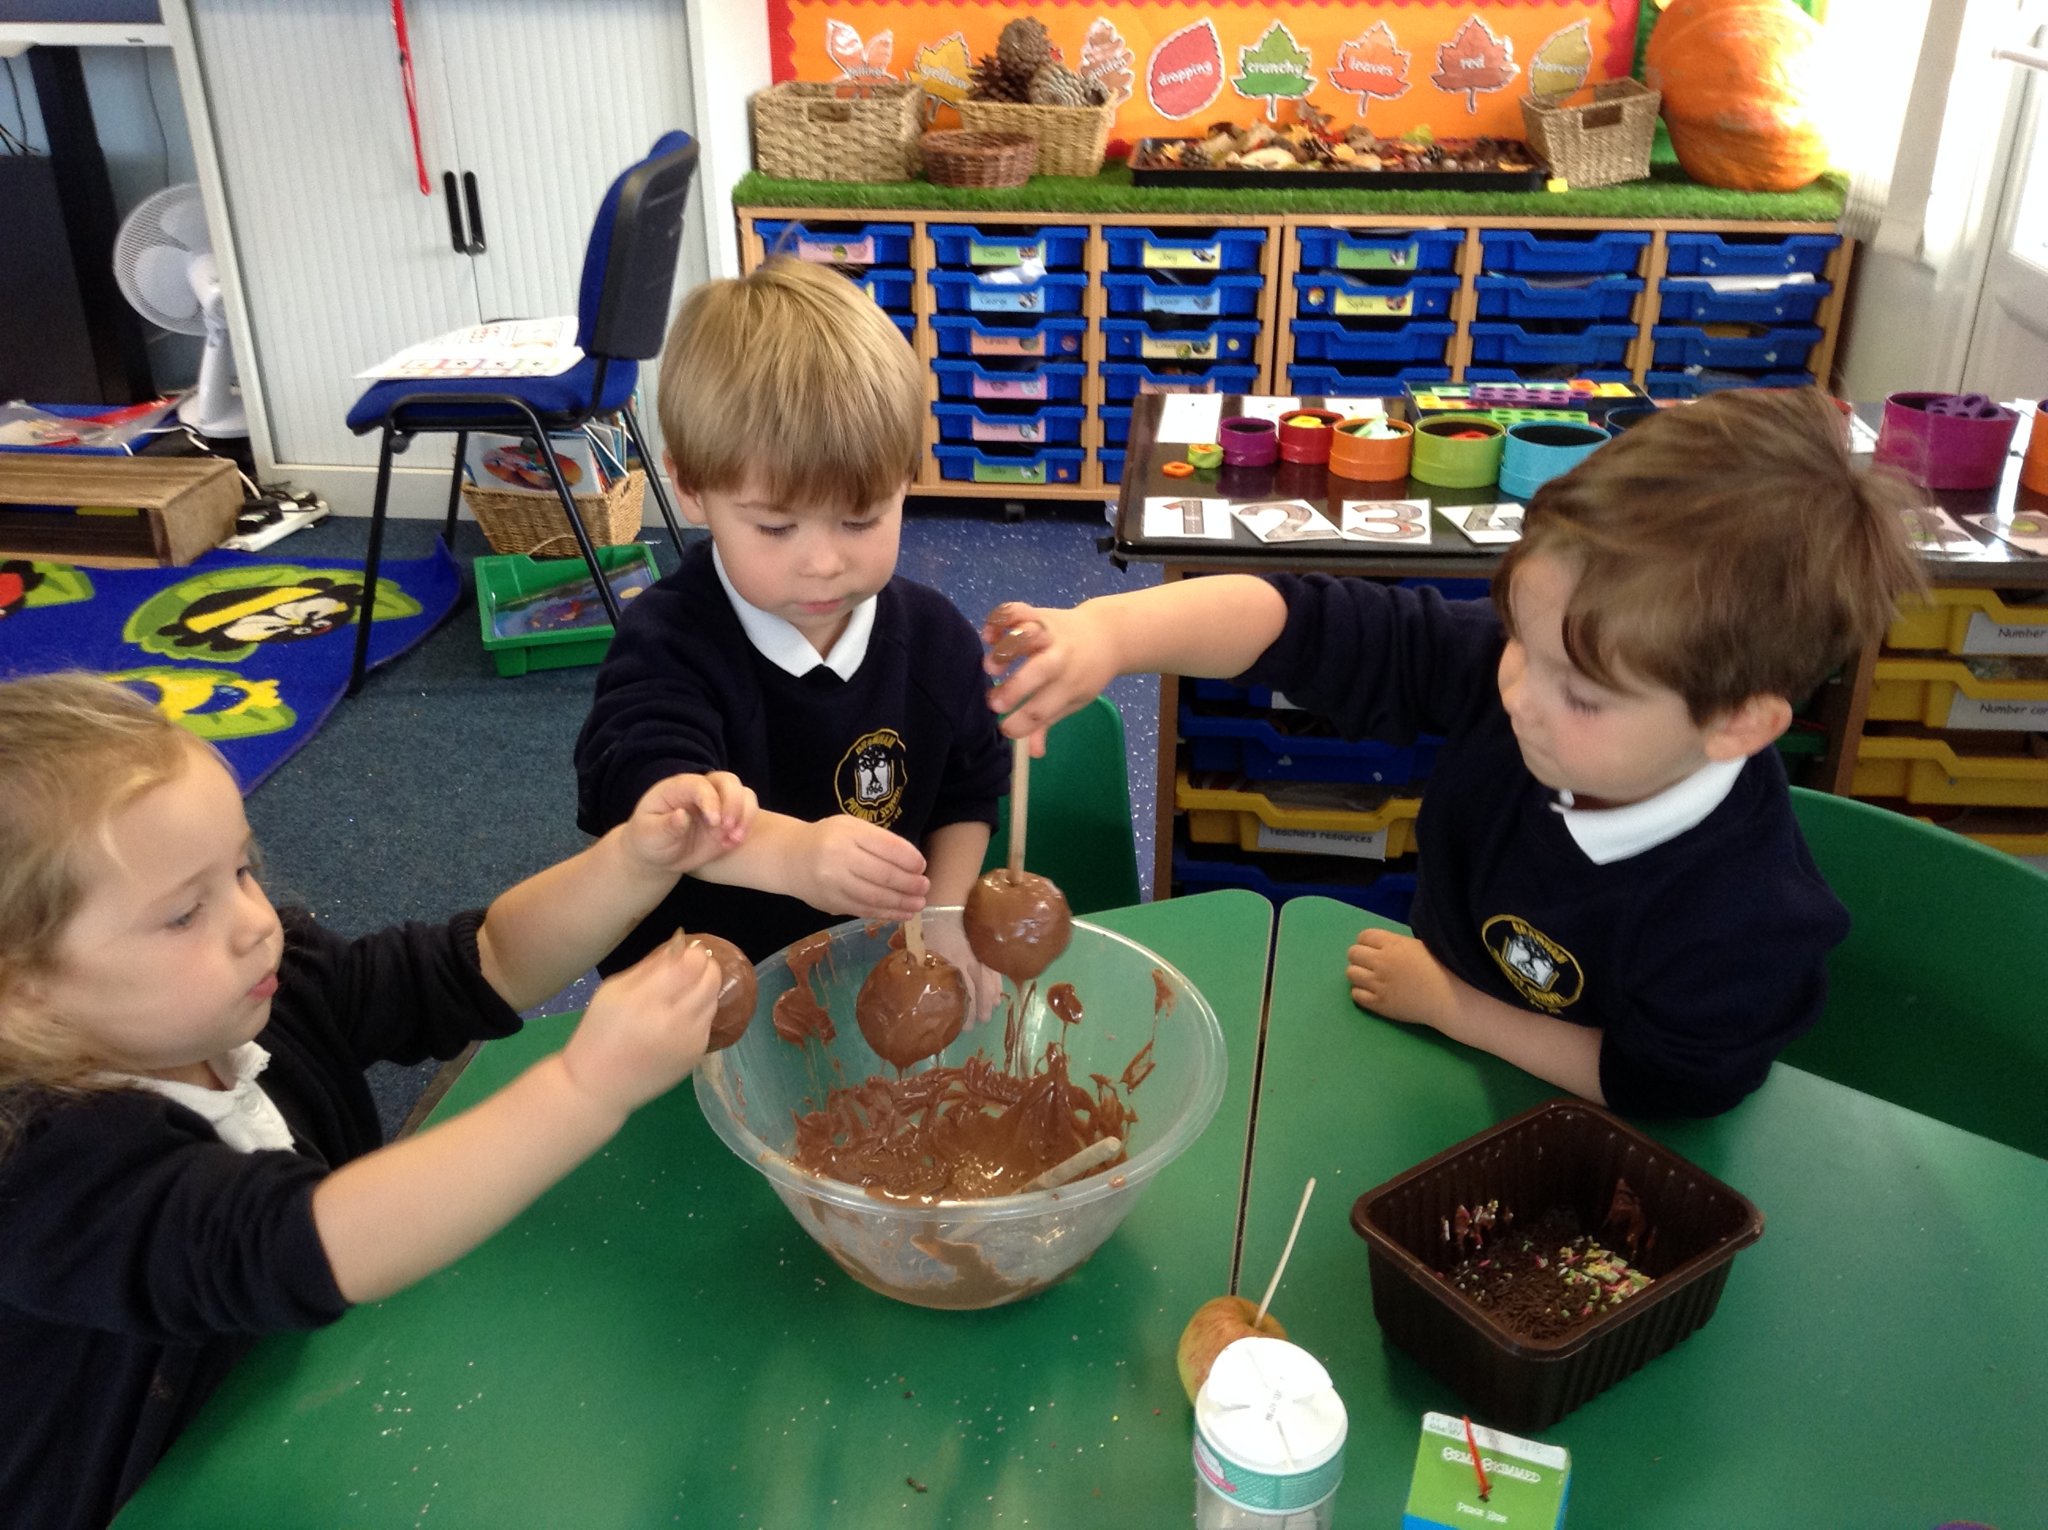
[1100,447,1125,485]
[1645,368,1815,400]
[1656,278,1831,325]
[852,268,915,311]
[928,270,1088,316]
[1172,838,1419,923]
[1103,272,1265,318]
[927,223,1088,269]
[1291,319,1455,364]
[1663,233,1839,277]
[931,359,1085,402]
[1651,325,1821,369]
[1478,230,1649,275]
[1101,317,1262,363]
[930,314,1086,359]
[931,401,1086,446]
[1292,272,1461,319]
[752,219,913,266]
[1100,406,1132,447]
[1463,368,1633,385]
[887,312,915,344]
[1474,275,1642,322]
[1104,226,1266,272]
[1287,363,1452,398]
[1101,362,1261,402]
[1180,705,1444,785]
[931,444,1084,484]
[1294,227,1462,273]
[1468,321,1636,366]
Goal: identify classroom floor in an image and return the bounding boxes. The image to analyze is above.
[241,501,1161,1134]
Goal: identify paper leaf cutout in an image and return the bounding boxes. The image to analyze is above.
[1234,20,1315,121]
[1528,19,1592,104]
[911,32,973,117]
[1147,19,1225,120]
[1329,21,1411,122]
[1079,16,1136,106]
[1432,16,1518,114]
[824,19,894,82]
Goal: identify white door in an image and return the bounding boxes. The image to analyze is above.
[1964,16,2048,404]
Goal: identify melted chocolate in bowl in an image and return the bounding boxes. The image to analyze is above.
[963,868,1073,984]
[686,932,759,1052]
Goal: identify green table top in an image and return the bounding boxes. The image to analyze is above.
[1246,896,2048,1529]
[118,891,1273,1528]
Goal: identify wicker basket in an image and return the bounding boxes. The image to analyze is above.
[462,468,646,558]
[920,130,1038,188]
[751,81,922,182]
[1520,79,1660,188]
[956,99,1115,177]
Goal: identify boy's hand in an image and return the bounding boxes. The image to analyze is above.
[918,917,1004,1025]
[623,772,757,876]
[1346,929,1459,1032]
[561,935,720,1117]
[982,601,1116,756]
[802,816,930,921]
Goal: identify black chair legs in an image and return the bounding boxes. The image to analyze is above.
[620,403,687,553]
[347,428,400,697]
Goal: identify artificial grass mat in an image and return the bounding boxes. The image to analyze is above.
[735,156,1846,224]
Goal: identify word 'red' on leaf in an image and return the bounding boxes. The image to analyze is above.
[1432,15,1518,114]
[1079,16,1136,106]
[1233,19,1315,122]
[1328,21,1411,122]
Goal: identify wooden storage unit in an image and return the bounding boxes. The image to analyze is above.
[737,205,1849,505]
[0,456,240,566]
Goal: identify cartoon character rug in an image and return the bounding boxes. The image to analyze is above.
[0,543,459,789]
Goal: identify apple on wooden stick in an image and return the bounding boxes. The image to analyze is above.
[1175,1178,1317,1404]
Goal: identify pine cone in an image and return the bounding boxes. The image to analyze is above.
[996,17,1054,80]
[1026,62,1091,108]
[969,54,1027,103]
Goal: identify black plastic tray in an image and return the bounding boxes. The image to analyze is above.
[1350,1099,1764,1431]
[1129,137,1549,193]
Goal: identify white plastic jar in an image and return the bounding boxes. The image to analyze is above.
[1192,1336,1348,1529]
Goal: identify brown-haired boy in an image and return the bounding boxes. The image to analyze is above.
[575,258,1007,968]
[984,388,1922,1116]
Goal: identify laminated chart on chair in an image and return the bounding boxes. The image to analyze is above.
[356,318,583,380]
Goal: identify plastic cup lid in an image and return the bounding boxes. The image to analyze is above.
[1194,1336,1348,1476]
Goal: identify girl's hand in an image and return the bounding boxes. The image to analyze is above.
[802,816,929,921]
[981,601,1116,756]
[623,772,757,876]
[561,935,720,1116]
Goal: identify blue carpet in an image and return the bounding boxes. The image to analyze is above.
[0,544,459,790]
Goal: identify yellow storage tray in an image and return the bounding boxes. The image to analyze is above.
[1885,587,2048,655]
[1849,734,2048,808]
[1175,771,1423,860]
[1866,657,2048,731]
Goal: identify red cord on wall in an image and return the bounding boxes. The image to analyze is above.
[390,0,430,194]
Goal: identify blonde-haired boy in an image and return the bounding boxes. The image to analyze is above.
[576,258,1007,968]
[985,388,1922,1116]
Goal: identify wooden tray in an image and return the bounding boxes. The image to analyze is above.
[1129,137,1548,193]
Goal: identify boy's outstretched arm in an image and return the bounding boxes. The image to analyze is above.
[685,809,930,923]
[314,935,719,1302]
[983,576,1289,746]
[1347,929,1605,1102]
[476,772,755,1012]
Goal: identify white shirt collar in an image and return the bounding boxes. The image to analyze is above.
[117,1040,297,1154]
[1551,757,1744,865]
[711,545,876,681]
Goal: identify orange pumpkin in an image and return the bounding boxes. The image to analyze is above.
[1644,0,1830,192]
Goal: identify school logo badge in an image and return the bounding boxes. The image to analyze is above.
[837,727,907,827]
[1481,914,1584,1012]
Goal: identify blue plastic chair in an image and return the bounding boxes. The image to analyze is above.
[342,131,699,694]
[977,697,1143,917]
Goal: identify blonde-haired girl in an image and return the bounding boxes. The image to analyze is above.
[0,673,754,1528]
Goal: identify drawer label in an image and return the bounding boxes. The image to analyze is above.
[1145,242,1222,270]
[1142,332,1220,360]
[973,459,1048,484]
[1945,694,2048,731]
[969,238,1043,266]
[1255,825,1390,860]
[972,418,1045,443]
[1334,290,1416,317]
[797,235,874,265]
[970,287,1043,313]
[975,374,1049,400]
[1337,245,1417,271]
[1962,612,2048,655]
[969,331,1045,356]
[1148,288,1222,316]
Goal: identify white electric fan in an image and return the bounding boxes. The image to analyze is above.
[112,182,248,438]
